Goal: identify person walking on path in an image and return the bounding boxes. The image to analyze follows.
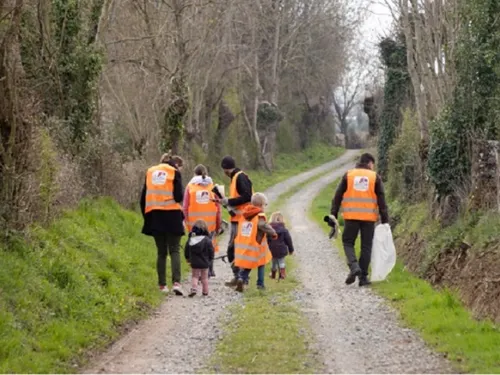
[183,164,221,277]
[268,211,295,280]
[234,192,276,292]
[330,153,389,287]
[184,220,215,297]
[217,156,253,287]
[140,151,185,295]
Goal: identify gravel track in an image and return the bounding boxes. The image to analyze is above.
[84,151,358,374]
[284,159,452,373]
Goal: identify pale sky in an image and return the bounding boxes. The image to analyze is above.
[359,1,394,54]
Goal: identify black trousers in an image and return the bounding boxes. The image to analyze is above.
[227,221,239,277]
[153,233,182,286]
[342,220,375,277]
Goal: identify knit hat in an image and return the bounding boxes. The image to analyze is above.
[221,156,236,169]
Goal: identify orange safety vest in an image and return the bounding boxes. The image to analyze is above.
[185,182,220,253]
[234,213,272,269]
[145,164,181,214]
[229,171,253,223]
[341,168,379,222]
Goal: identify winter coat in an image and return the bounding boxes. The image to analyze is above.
[184,230,215,269]
[140,161,185,237]
[182,175,222,231]
[269,222,295,258]
[227,168,253,207]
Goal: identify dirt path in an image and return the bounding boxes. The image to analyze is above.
[283,160,452,373]
[85,150,359,374]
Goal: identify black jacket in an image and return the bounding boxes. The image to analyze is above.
[227,168,253,207]
[330,163,389,224]
[140,161,185,236]
[269,222,295,258]
[184,234,215,269]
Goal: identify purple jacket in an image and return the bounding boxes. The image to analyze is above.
[268,223,295,258]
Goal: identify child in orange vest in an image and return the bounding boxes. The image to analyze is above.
[234,192,277,292]
[184,219,215,297]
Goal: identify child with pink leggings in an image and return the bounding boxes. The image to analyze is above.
[184,219,214,297]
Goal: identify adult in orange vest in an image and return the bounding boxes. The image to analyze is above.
[140,152,185,295]
[233,192,276,292]
[218,156,253,286]
[330,153,389,287]
[182,164,221,277]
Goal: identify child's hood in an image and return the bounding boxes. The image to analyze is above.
[188,235,206,246]
[270,222,287,234]
[188,175,214,186]
[242,205,263,221]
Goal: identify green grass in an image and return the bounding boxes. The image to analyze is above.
[206,154,346,374]
[310,180,500,373]
[0,198,190,373]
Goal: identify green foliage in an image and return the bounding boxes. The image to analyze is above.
[428,0,500,196]
[377,38,412,180]
[257,102,284,130]
[0,199,188,373]
[19,0,104,150]
[387,109,422,200]
[310,181,500,374]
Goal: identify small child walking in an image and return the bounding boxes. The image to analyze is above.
[184,219,215,297]
[268,212,295,280]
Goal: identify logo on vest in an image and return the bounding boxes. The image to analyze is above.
[196,190,210,204]
[353,176,369,192]
[152,170,167,185]
[240,222,253,237]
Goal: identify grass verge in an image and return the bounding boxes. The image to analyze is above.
[310,180,500,373]
[206,159,346,374]
[0,198,189,373]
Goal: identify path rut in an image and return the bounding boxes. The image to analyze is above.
[85,150,359,374]
[283,158,452,373]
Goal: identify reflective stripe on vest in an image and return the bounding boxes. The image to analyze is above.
[145,164,181,214]
[234,213,270,269]
[229,171,253,223]
[185,183,218,233]
[341,168,379,222]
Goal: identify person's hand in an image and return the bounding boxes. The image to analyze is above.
[220,197,229,206]
[272,233,278,240]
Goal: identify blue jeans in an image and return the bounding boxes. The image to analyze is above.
[238,265,266,287]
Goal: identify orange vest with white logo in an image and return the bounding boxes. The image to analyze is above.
[234,213,272,269]
[185,183,220,253]
[341,168,379,222]
[229,171,253,223]
[185,183,218,232]
[145,164,181,214]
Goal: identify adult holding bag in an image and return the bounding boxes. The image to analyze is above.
[330,153,390,287]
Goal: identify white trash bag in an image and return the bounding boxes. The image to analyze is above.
[370,223,396,282]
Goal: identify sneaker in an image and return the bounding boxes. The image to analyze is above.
[202,292,209,296]
[235,279,244,292]
[172,282,184,296]
[224,278,238,287]
[188,288,197,297]
[159,285,169,293]
[256,285,265,290]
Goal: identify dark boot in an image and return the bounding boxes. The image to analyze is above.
[235,279,244,292]
[345,263,362,285]
[279,268,286,280]
[359,275,372,287]
[270,270,277,279]
[225,278,238,287]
